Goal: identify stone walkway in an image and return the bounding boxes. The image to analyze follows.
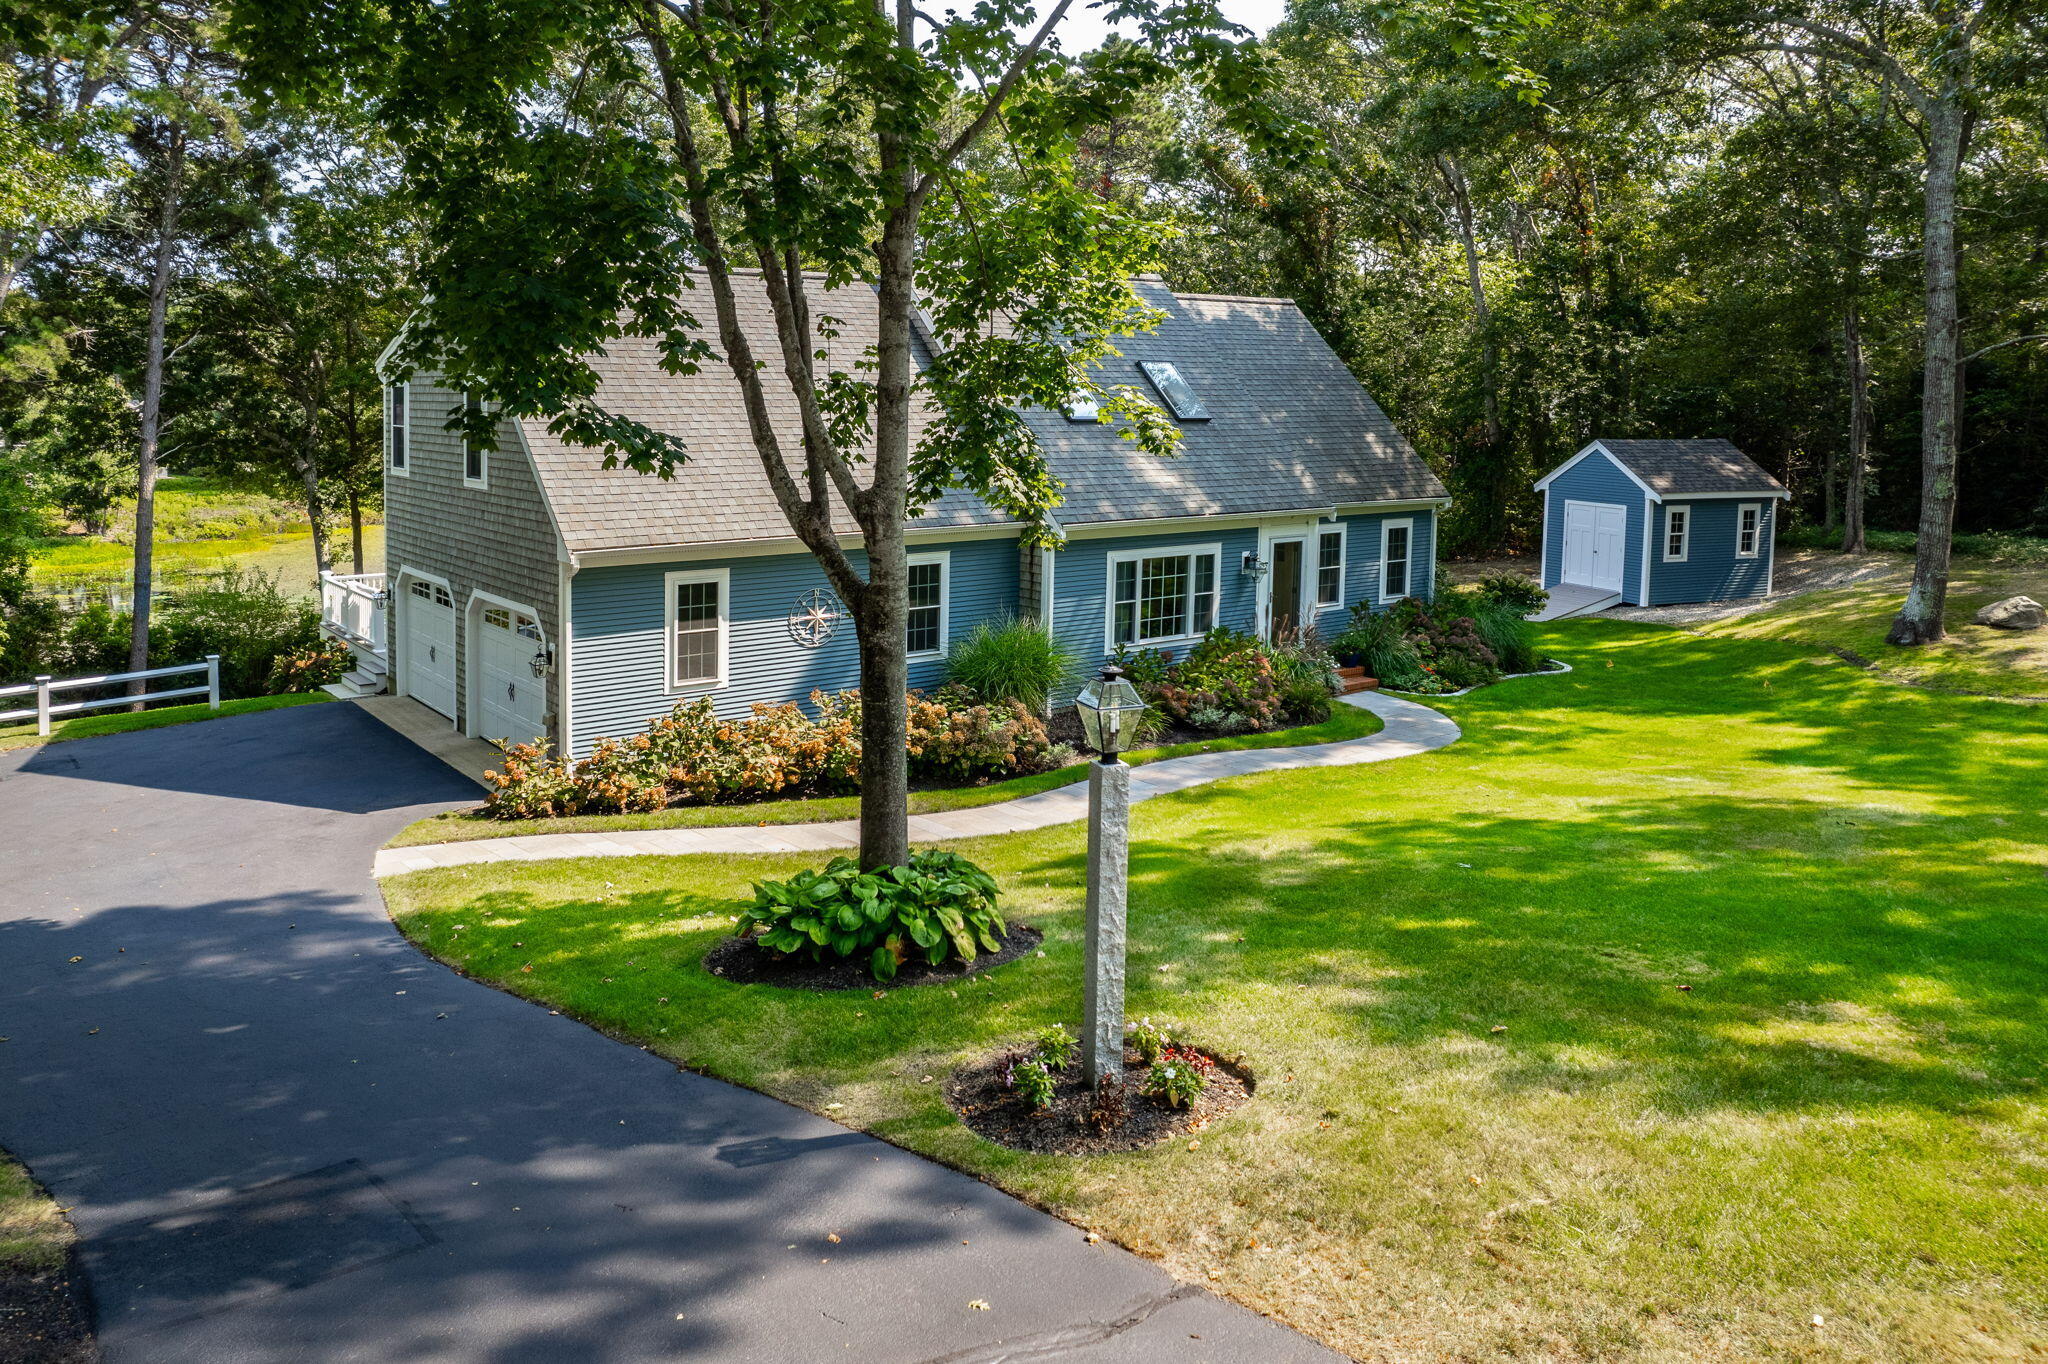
[373,688,1464,877]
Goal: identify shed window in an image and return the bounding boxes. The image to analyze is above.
[462,392,487,487]
[1664,506,1690,562]
[1110,547,1219,647]
[1316,529,1346,607]
[1138,362,1210,420]
[666,569,728,689]
[906,555,948,655]
[386,384,407,472]
[1737,503,1761,557]
[1381,520,1412,600]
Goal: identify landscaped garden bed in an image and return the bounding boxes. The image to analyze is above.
[705,924,1044,990]
[947,1038,1252,1156]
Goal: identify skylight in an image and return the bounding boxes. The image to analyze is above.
[1065,391,1099,423]
[1139,361,1210,420]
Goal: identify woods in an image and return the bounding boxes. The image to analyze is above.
[3,0,2044,670]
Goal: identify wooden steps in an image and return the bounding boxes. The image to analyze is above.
[1336,665,1379,695]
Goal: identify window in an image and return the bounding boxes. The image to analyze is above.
[1138,361,1210,420]
[906,554,948,655]
[1316,528,1346,607]
[1736,503,1761,558]
[665,568,728,689]
[1664,505,1690,562]
[462,392,487,488]
[386,383,408,473]
[1066,391,1099,423]
[1380,520,1412,600]
[1109,546,1219,647]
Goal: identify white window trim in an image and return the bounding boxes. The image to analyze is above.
[664,567,730,692]
[1103,542,1223,653]
[905,550,950,659]
[1663,505,1691,562]
[462,393,488,489]
[1314,523,1348,610]
[1735,502,1761,558]
[386,381,410,477]
[1379,518,1414,602]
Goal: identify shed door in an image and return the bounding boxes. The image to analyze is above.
[475,605,547,745]
[1562,501,1626,593]
[403,579,458,719]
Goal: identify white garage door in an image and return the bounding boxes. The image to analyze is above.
[403,578,458,719]
[474,604,546,745]
[1562,501,1627,593]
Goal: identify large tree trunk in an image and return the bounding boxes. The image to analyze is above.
[127,130,185,707]
[1887,104,1964,646]
[1440,155,1501,447]
[1841,296,1870,553]
[297,397,331,578]
[348,485,365,575]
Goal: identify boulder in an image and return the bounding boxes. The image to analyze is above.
[1973,596,2044,631]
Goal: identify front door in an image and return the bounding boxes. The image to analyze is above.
[1268,539,1305,641]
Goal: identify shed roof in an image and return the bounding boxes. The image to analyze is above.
[1558,438,1787,499]
[514,274,1446,557]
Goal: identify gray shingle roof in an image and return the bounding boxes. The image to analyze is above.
[518,274,1445,556]
[1591,439,1787,498]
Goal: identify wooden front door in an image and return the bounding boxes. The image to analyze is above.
[1269,539,1305,641]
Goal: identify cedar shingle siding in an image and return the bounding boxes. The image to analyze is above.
[386,373,563,741]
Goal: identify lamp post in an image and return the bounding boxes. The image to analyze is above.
[1074,664,1149,1089]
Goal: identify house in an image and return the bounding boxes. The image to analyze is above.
[321,275,1448,755]
[1534,438,1788,613]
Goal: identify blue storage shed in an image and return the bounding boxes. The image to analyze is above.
[1534,439,1789,609]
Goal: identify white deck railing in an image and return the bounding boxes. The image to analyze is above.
[0,656,221,736]
[320,571,389,655]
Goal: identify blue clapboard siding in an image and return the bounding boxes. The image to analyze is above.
[1333,509,1437,618]
[1046,525,1263,689]
[1542,451,1648,604]
[1647,499,1774,605]
[568,535,1018,756]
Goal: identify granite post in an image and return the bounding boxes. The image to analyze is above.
[1082,756,1130,1088]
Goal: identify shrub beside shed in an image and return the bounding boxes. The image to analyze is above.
[1535,439,1789,607]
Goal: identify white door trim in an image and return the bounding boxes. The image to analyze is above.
[1256,517,1321,639]
[1559,500,1626,594]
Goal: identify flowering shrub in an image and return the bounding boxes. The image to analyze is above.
[737,848,1005,981]
[1142,628,1332,734]
[265,640,352,694]
[481,687,1049,819]
[1142,1045,1215,1109]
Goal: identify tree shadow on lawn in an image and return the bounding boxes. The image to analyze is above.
[1092,787,2046,1123]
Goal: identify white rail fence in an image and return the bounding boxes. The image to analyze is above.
[0,656,221,736]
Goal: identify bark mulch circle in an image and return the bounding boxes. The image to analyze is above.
[701,924,1044,992]
[946,1044,1253,1155]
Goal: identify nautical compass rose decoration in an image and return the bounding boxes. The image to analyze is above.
[787,588,844,648]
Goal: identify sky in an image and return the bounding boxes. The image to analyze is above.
[1037,0,1290,52]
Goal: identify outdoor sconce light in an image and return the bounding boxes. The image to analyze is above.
[1074,665,1147,761]
[529,644,555,679]
[1241,551,1268,580]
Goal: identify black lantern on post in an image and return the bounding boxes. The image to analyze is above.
[1074,665,1147,761]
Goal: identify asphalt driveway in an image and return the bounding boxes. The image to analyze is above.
[0,702,1338,1362]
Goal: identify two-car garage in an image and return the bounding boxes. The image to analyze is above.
[396,573,549,746]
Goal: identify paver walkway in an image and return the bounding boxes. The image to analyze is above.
[375,687,1463,876]
[1,701,1344,1362]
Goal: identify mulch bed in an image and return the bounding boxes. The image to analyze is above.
[701,924,1044,992]
[946,1044,1253,1155]
[0,1252,96,1364]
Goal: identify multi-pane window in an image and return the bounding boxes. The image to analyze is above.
[1664,506,1690,561]
[1111,549,1218,646]
[387,384,407,471]
[1316,530,1345,607]
[668,573,725,687]
[907,559,945,654]
[1737,503,1760,557]
[462,393,487,487]
[1381,522,1411,600]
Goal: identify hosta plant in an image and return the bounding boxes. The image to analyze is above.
[736,849,1005,981]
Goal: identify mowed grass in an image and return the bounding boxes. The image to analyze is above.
[0,1154,71,1275]
[0,693,330,751]
[385,702,1385,846]
[1706,558,2048,700]
[384,621,2048,1362]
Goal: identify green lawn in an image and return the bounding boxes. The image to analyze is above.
[0,1153,70,1276]
[386,702,1386,847]
[0,692,330,751]
[1705,558,2047,700]
[384,621,2048,1362]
